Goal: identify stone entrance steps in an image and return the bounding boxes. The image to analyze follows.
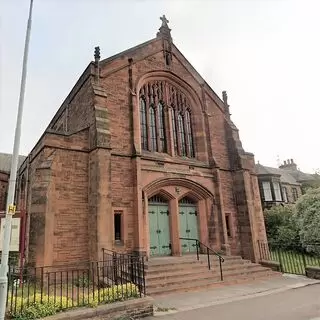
[145,255,281,296]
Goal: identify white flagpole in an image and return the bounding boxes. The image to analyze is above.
[0,1,34,318]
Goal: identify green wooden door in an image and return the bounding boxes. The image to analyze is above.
[149,204,171,256]
[179,205,199,253]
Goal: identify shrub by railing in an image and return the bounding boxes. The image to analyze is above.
[6,256,146,319]
[258,240,320,275]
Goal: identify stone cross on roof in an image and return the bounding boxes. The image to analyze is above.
[157,14,172,41]
[160,15,169,28]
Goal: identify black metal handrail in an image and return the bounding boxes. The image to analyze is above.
[102,248,139,259]
[180,237,224,281]
[101,248,146,295]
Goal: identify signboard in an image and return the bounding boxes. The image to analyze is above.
[0,218,20,251]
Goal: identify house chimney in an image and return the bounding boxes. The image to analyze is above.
[279,158,298,171]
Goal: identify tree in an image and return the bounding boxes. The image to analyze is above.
[294,187,320,254]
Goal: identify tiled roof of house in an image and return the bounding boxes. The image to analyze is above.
[255,163,302,185]
[0,153,27,173]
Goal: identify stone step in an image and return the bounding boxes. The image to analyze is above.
[145,262,251,276]
[146,266,271,289]
[146,262,263,281]
[146,255,243,267]
[147,270,281,296]
[145,258,249,274]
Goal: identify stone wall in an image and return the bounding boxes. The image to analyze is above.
[306,266,320,280]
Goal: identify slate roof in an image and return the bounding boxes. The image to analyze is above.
[255,163,302,185]
[0,153,27,173]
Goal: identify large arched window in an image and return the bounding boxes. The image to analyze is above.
[140,98,148,150]
[139,80,195,158]
[149,106,157,151]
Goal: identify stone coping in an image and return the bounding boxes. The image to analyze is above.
[42,297,154,320]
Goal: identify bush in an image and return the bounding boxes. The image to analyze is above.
[294,187,320,254]
[264,205,300,249]
[8,283,139,320]
[73,275,91,288]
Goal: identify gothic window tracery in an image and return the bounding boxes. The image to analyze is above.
[139,80,195,158]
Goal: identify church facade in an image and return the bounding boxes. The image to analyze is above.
[17,17,267,267]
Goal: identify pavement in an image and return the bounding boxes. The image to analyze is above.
[147,274,320,318]
[145,282,320,320]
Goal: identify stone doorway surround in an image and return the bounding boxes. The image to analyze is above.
[142,178,217,258]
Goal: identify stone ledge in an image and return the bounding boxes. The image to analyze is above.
[260,260,281,272]
[306,266,320,280]
[42,297,154,320]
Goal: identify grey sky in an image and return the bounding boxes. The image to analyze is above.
[1,0,319,172]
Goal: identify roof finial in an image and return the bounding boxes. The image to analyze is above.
[94,46,101,84]
[222,91,228,105]
[94,46,100,64]
[222,90,231,118]
[157,14,172,41]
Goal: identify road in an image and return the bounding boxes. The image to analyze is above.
[147,284,320,320]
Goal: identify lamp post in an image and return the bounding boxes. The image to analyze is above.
[0,1,34,318]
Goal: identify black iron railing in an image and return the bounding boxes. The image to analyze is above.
[6,256,145,318]
[179,237,224,281]
[258,240,320,275]
[102,248,145,295]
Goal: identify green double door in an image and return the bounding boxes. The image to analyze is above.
[179,205,199,253]
[149,204,171,256]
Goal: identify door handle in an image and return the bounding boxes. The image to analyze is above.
[156,229,161,234]
[186,229,190,233]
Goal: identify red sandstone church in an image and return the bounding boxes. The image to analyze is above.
[17,16,267,267]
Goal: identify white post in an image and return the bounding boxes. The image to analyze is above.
[0,1,34,318]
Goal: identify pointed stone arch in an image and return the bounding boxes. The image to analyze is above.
[148,189,174,202]
[136,70,203,115]
[143,177,214,201]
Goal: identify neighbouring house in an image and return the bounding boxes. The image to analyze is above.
[17,17,268,268]
[256,159,317,209]
[0,153,26,212]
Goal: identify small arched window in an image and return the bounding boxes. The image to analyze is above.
[149,106,157,151]
[140,98,148,150]
[158,102,166,153]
